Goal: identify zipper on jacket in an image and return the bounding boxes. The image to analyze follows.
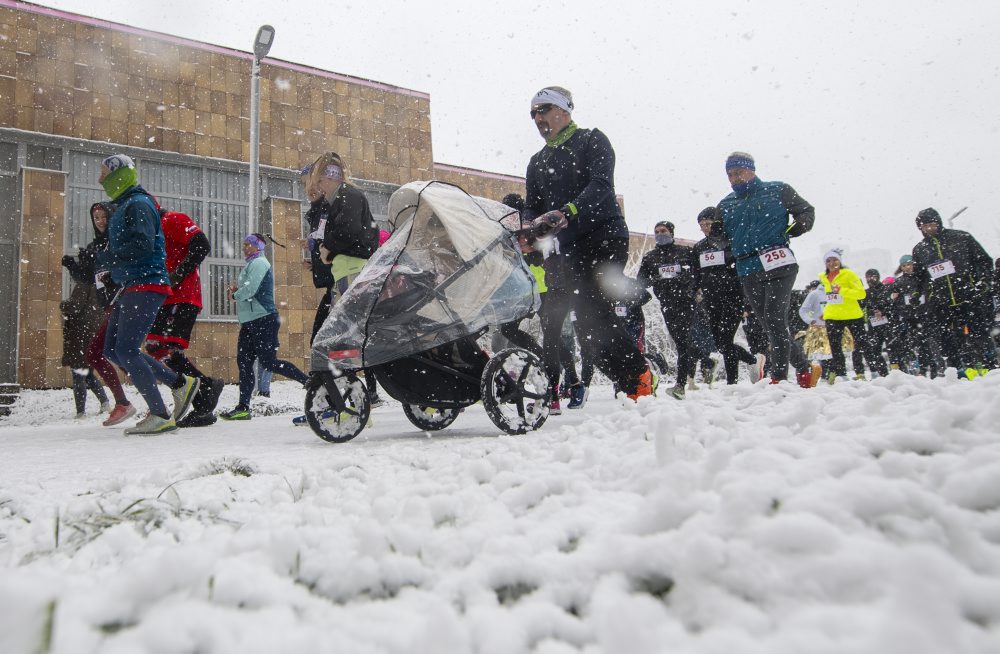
[934,238,958,307]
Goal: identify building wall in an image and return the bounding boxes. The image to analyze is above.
[432,163,526,205]
[0,1,437,388]
[0,4,434,183]
[18,168,66,387]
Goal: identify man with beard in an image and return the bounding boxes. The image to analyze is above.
[523,86,652,401]
[717,152,815,387]
[910,208,996,377]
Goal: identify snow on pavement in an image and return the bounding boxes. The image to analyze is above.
[1,372,1000,653]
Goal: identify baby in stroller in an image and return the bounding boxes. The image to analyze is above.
[303,181,551,443]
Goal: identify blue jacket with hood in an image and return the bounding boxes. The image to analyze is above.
[717,176,815,277]
[97,185,170,290]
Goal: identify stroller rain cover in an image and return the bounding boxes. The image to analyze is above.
[310,181,541,372]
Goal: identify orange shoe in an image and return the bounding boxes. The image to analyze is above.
[627,369,654,401]
[809,362,822,387]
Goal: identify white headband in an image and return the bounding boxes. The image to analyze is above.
[531,88,573,114]
[102,154,135,172]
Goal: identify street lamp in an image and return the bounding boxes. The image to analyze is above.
[249,24,275,234]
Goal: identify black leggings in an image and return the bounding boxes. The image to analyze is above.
[539,290,576,392]
[703,294,755,384]
[825,318,887,377]
[740,269,806,380]
[660,301,694,383]
[237,313,309,408]
[71,369,108,414]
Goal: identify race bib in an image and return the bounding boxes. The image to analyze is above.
[308,218,327,240]
[759,246,795,271]
[659,264,681,279]
[870,315,889,327]
[699,250,724,268]
[928,259,956,279]
[826,293,843,305]
[615,305,627,317]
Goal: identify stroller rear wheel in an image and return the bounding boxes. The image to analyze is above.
[402,404,462,431]
[480,347,549,435]
[304,372,371,443]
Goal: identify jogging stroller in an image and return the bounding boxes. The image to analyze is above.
[304,181,550,443]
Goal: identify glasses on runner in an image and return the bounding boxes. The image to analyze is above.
[530,104,555,119]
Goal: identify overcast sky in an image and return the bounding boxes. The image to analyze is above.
[36,0,1000,280]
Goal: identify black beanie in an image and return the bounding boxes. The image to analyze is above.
[866,268,880,278]
[654,220,675,233]
[501,193,524,212]
[916,208,942,226]
[697,207,719,223]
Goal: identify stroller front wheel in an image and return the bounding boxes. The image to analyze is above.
[304,371,371,443]
[481,347,549,435]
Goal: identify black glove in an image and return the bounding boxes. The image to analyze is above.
[169,271,184,287]
[61,255,74,268]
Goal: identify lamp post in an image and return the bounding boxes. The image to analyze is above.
[249,24,275,234]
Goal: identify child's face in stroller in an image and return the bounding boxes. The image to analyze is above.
[517,233,535,254]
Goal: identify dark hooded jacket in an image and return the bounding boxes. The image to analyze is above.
[60,203,115,367]
[891,271,928,322]
[63,202,119,307]
[912,227,993,308]
[863,278,895,318]
[96,184,170,290]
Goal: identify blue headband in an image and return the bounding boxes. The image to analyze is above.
[725,154,755,172]
[321,164,343,179]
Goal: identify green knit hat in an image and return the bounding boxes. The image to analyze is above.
[101,154,137,200]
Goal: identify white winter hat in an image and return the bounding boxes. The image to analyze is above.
[824,248,843,262]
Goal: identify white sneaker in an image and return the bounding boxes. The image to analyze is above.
[171,375,201,421]
[752,354,767,383]
[124,413,177,436]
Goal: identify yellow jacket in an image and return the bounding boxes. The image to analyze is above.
[819,267,866,321]
[530,264,547,294]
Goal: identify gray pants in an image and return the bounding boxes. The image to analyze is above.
[740,267,806,381]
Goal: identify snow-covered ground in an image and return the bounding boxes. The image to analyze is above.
[2,372,1000,654]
